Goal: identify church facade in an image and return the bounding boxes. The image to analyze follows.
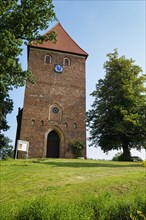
[15,23,88,158]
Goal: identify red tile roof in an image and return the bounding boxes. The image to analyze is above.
[31,22,88,57]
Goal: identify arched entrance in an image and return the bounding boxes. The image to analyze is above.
[46,130,60,158]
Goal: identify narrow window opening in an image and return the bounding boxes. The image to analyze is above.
[41,120,44,126]
[44,55,52,64]
[74,123,77,129]
[32,119,35,126]
[64,122,68,128]
[63,57,71,66]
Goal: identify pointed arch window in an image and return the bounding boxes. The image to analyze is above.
[63,57,71,66]
[44,54,52,64]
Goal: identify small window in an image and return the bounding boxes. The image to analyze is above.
[73,123,77,129]
[41,120,44,126]
[64,122,68,128]
[44,55,52,64]
[63,57,71,66]
[31,119,35,126]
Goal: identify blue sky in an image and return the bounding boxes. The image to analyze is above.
[4,0,146,159]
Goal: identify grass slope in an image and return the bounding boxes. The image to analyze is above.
[0,159,145,219]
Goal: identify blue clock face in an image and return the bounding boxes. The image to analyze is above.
[54,64,63,73]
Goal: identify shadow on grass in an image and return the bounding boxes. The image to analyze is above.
[31,159,142,168]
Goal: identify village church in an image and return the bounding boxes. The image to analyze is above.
[15,23,88,158]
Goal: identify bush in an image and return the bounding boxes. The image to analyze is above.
[131,156,143,162]
[68,139,85,158]
[112,152,143,162]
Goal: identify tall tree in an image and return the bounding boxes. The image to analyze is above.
[87,50,146,161]
[0,0,57,131]
[0,86,13,131]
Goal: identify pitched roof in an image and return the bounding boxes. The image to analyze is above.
[31,22,88,57]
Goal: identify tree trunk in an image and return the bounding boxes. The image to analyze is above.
[122,143,132,161]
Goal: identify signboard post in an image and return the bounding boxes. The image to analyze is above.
[16,140,29,159]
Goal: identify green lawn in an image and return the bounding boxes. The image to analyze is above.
[0,159,145,220]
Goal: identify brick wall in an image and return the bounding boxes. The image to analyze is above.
[18,47,87,158]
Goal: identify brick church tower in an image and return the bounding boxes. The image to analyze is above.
[15,23,88,158]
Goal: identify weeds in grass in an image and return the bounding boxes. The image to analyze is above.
[14,192,146,220]
[130,211,146,220]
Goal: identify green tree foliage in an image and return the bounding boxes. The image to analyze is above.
[0,0,57,131]
[0,86,13,153]
[0,0,57,90]
[0,134,13,159]
[0,86,13,131]
[87,50,146,161]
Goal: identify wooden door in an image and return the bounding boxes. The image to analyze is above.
[46,131,60,158]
